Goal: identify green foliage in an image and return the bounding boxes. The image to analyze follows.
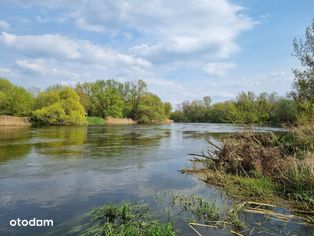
[271,98,298,124]
[87,116,105,125]
[76,79,169,123]
[291,19,314,123]
[83,202,176,236]
[0,78,34,116]
[291,19,314,104]
[32,87,86,125]
[136,93,167,123]
[163,102,172,117]
[171,92,297,125]
[88,80,125,118]
[233,175,276,198]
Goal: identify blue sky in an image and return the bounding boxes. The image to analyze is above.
[0,0,313,105]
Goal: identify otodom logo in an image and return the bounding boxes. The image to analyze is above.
[10,218,53,227]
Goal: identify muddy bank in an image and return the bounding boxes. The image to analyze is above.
[0,115,31,126]
[105,116,174,125]
[105,116,137,125]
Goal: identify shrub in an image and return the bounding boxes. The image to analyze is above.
[32,87,86,125]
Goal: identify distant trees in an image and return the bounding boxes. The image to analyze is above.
[32,87,86,125]
[0,78,170,125]
[170,92,298,125]
[75,79,169,123]
[0,78,34,116]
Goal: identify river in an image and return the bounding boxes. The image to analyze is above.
[0,124,313,235]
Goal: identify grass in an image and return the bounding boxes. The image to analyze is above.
[82,202,175,236]
[171,194,245,231]
[87,116,105,125]
[231,175,276,198]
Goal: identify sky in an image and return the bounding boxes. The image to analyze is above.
[0,0,313,105]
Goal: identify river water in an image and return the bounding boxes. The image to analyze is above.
[0,124,313,235]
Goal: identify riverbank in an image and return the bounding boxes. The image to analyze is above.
[182,126,314,215]
[0,115,31,126]
[0,115,173,126]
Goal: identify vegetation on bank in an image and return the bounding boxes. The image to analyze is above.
[87,116,106,125]
[184,19,314,213]
[0,79,172,125]
[82,202,175,236]
[170,92,298,125]
[81,193,312,236]
[171,19,314,125]
[81,195,246,236]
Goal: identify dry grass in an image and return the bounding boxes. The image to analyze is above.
[0,115,30,126]
[187,122,314,210]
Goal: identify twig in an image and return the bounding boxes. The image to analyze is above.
[189,222,218,228]
[246,201,276,208]
[207,140,223,151]
[188,223,203,236]
[230,230,244,236]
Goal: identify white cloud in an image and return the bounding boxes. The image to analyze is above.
[0,31,155,90]
[10,0,253,62]
[0,20,10,30]
[203,62,236,76]
[0,0,260,104]
[72,0,253,59]
[0,32,80,59]
[0,32,151,68]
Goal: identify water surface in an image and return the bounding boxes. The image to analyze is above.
[0,124,312,235]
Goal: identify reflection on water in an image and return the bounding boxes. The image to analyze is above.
[0,126,32,163]
[0,123,312,236]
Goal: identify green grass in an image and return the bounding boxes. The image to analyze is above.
[171,194,245,231]
[82,202,175,236]
[231,175,276,198]
[87,116,105,125]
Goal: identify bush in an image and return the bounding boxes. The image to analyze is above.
[32,87,86,125]
[136,93,167,123]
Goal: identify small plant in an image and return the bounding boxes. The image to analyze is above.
[171,194,245,231]
[82,202,176,236]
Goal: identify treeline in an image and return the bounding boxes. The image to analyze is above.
[170,92,298,124]
[0,78,172,125]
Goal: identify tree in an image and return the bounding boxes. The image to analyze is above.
[0,78,34,116]
[291,19,314,103]
[271,98,297,124]
[290,19,314,122]
[126,80,147,119]
[32,87,86,125]
[163,102,172,117]
[89,80,125,118]
[136,92,166,123]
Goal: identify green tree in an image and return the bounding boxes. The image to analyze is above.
[271,98,298,124]
[136,92,166,123]
[0,78,34,116]
[291,19,314,103]
[89,80,125,118]
[32,87,86,125]
[163,102,172,117]
[290,19,314,123]
[125,80,147,119]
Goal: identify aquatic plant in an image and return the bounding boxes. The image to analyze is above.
[82,202,176,236]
